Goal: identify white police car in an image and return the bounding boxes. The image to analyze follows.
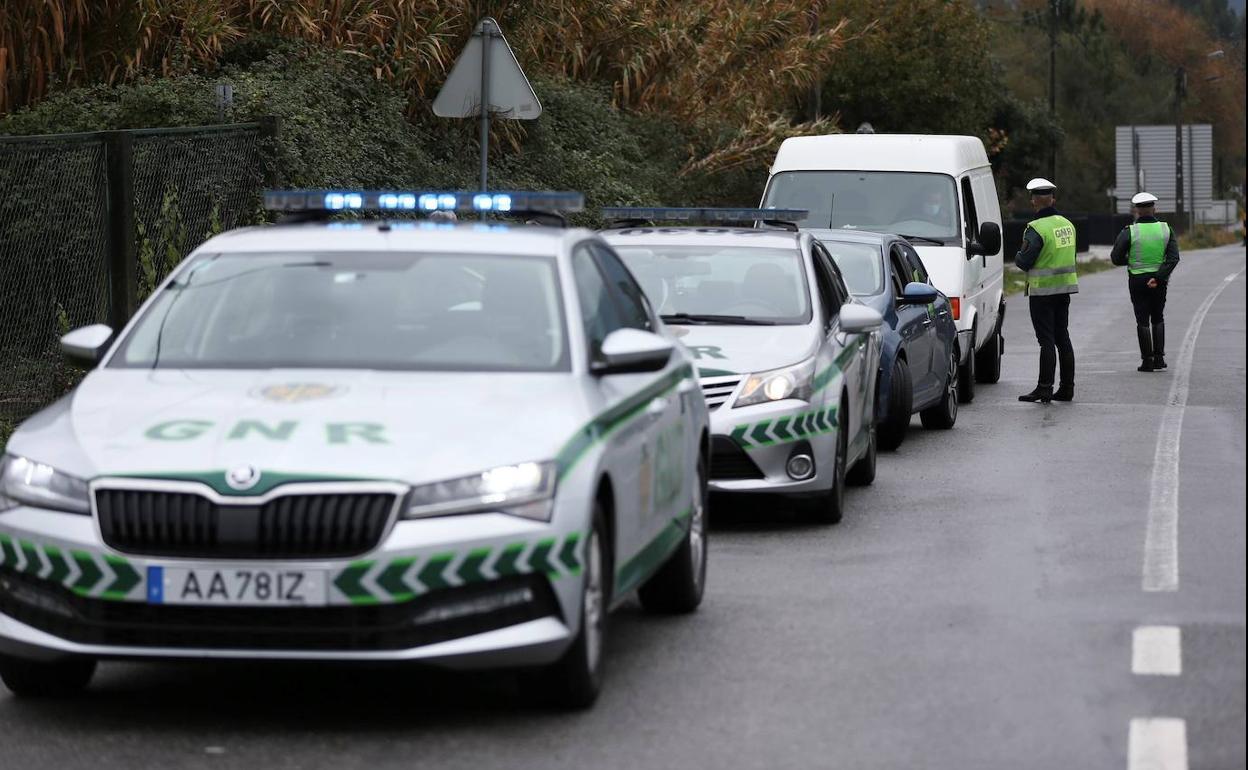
[601,208,883,523]
[0,191,709,708]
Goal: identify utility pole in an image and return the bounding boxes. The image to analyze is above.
[1048,0,1058,181]
[1174,65,1186,233]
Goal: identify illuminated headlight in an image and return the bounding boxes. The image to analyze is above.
[0,454,90,515]
[735,357,816,408]
[405,461,556,521]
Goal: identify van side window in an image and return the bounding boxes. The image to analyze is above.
[960,176,980,243]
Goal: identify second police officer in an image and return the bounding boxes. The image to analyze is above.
[1015,178,1079,404]
[1110,191,1180,372]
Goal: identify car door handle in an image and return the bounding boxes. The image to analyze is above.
[676,379,696,394]
[646,397,669,417]
[921,318,934,327]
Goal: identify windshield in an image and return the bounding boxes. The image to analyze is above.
[110,252,569,372]
[763,171,960,241]
[818,241,884,296]
[611,245,811,325]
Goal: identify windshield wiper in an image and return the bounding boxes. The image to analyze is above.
[662,313,776,326]
[898,234,947,246]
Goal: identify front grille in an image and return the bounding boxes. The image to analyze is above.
[0,569,557,651]
[95,488,397,559]
[710,436,764,480]
[700,376,742,411]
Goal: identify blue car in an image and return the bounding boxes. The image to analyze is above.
[810,230,959,450]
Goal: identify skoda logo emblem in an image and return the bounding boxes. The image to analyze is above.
[226,465,261,491]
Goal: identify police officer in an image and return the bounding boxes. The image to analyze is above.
[1015,178,1078,403]
[1110,192,1180,372]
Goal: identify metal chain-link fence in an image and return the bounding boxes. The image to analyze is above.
[0,121,273,424]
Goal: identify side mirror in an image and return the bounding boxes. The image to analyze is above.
[592,328,674,375]
[899,281,939,305]
[60,324,114,369]
[968,221,1002,258]
[839,304,883,334]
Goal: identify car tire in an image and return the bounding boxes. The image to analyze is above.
[878,357,912,451]
[638,453,708,614]
[531,505,610,710]
[846,416,876,487]
[0,655,96,698]
[975,318,1003,384]
[957,331,976,404]
[799,399,847,524]
[920,347,959,430]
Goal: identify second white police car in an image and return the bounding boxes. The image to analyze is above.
[601,208,884,523]
[0,190,709,708]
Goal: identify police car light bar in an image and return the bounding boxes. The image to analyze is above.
[599,207,808,223]
[263,190,585,214]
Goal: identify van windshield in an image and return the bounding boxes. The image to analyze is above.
[763,171,960,242]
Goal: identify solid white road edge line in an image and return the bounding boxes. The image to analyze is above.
[1128,718,1188,770]
[1141,269,1244,592]
[1132,626,1182,676]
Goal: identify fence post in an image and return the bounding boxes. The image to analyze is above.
[104,131,136,329]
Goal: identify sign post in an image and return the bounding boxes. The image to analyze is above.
[433,17,542,193]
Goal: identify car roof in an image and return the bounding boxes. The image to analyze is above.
[805,228,893,247]
[198,220,591,257]
[771,134,990,176]
[599,226,805,250]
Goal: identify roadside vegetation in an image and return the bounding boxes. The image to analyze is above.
[1004,258,1120,296]
[1179,224,1243,250]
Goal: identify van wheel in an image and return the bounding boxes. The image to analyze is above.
[975,318,1003,384]
[0,655,96,698]
[878,357,911,451]
[957,333,976,404]
[920,347,959,429]
[638,453,707,614]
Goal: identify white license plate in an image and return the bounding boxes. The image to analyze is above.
[147,565,327,606]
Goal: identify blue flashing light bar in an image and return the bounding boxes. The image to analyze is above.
[264,190,583,214]
[600,207,808,223]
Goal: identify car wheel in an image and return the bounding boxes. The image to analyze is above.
[975,319,1003,384]
[878,357,912,451]
[638,452,708,614]
[846,415,876,486]
[920,346,959,429]
[799,399,847,524]
[957,331,976,404]
[0,655,96,698]
[532,505,610,710]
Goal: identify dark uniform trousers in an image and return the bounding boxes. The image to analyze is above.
[1029,294,1074,387]
[1128,273,1168,326]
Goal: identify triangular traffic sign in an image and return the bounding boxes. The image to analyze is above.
[433,18,541,120]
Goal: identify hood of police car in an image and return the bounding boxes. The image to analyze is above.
[669,324,820,379]
[9,369,594,489]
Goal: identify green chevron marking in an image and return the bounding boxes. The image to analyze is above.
[730,424,750,444]
[814,409,828,432]
[493,542,526,576]
[528,538,558,577]
[44,546,70,584]
[558,533,583,576]
[772,417,793,441]
[19,541,42,575]
[70,551,103,595]
[377,557,416,602]
[749,420,772,446]
[417,552,455,591]
[102,556,141,599]
[0,534,16,567]
[334,560,377,604]
[457,547,491,584]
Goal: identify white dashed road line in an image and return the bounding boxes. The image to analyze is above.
[1129,718,1188,770]
[1141,270,1244,592]
[1132,626,1182,676]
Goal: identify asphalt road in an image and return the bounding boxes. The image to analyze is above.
[3,244,1244,770]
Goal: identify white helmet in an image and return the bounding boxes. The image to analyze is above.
[1026,178,1057,193]
[1131,192,1159,206]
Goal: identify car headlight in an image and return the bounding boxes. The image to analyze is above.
[0,454,91,515]
[405,461,556,521]
[734,357,816,408]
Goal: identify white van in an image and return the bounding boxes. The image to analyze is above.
[762,134,1004,400]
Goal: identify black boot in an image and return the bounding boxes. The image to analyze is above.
[1052,383,1074,402]
[1136,325,1155,372]
[1019,385,1053,403]
[1151,322,1166,370]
